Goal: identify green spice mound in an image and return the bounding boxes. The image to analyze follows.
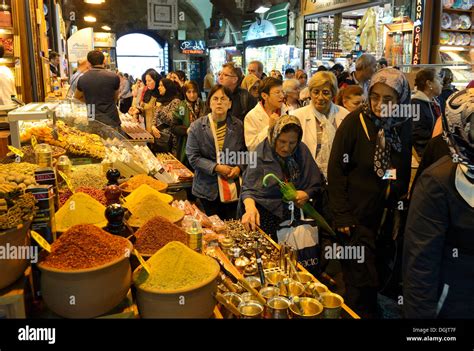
[134,241,219,292]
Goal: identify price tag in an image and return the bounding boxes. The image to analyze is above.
[58,170,75,193]
[8,145,24,158]
[31,135,38,149]
[133,249,151,275]
[31,231,52,253]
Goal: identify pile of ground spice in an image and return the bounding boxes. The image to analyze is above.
[125,193,183,227]
[133,241,219,292]
[124,184,173,205]
[120,174,167,193]
[134,216,187,255]
[40,224,130,270]
[59,187,107,207]
[55,192,107,232]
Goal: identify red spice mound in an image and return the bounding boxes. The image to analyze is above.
[134,216,187,255]
[59,187,107,207]
[40,224,130,270]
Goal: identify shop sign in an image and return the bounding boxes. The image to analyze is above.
[242,2,290,42]
[301,0,376,16]
[67,28,94,63]
[147,0,178,31]
[94,32,117,48]
[179,40,206,55]
[411,0,424,65]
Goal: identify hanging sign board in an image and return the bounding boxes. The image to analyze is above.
[242,2,290,42]
[94,32,117,48]
[179,40,206,55]
[301,0,376,16]
[147,0,178,30]
[67,28,94,63]
[411,0,424,65]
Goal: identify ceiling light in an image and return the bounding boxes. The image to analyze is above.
[84,16,97,22]
[84,0,105,4]
[255,6,270,14]
[101,25,111,31]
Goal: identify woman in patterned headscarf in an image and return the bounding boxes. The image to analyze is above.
[240,115,323,240]
[327,68,412,319]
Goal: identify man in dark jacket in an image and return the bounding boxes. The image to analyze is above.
[403,89,474,318]
[218,62,257,121]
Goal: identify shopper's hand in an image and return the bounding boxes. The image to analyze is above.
[295,190,309,208]
[337,227,351,236]
[242,206,260,232]
[151,126,161,138]
[215,164,232,178]
[128,106,138,115]
[227,166,240,179]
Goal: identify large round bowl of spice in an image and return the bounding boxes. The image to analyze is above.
[0,190,36,290]
[133,241,220,318]
[37,224,133,318]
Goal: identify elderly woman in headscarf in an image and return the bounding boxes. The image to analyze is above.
[327,68,412,319]
[240,115,322,241]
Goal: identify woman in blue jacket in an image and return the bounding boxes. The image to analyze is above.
[186,84,246,220]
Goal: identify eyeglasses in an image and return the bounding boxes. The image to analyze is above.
[219,72,237,79]
[311,89,332,98]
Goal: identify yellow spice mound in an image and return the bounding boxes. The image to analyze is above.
[134,241,219,292]
[125,193,183,227]
[124,184,173,205]
[55,192,107,232]
[120,174,168,193]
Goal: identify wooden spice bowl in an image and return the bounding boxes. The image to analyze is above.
[37,240,133,319]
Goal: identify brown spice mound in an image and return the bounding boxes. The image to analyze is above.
[40,224,130,270]
[134,216,187,255]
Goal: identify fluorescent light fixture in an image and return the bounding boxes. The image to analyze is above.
[255,6,270,14]
[440,46,469,52]
[101,25,111,31]
[84,0,105,4]
[84,16,97,22]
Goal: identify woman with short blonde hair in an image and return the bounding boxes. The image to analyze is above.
[292,71,349,178]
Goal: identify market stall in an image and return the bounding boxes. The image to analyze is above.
[242,2,301,74]
[0,103,358,318]
[302,0,389,74]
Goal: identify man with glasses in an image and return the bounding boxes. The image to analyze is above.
[218,62,257,121]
